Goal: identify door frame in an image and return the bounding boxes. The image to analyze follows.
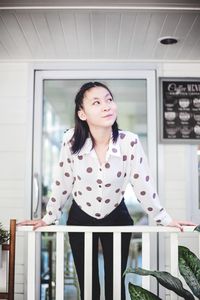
[32,68,157,299]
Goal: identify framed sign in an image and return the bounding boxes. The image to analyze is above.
[159,77,200,143]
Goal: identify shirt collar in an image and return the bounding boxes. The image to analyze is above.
[76,134,121,157]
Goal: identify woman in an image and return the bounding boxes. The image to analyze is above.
[19,81,195,300]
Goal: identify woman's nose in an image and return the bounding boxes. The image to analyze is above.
[103,102,111,111]
[103,105,111,111]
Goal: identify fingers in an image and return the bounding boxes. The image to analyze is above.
[17,220,39,226]
[33,220,46,230]
[167,220,197,232]
[178,221,197,226]
[168,222,183,231]
[17,219,47,230]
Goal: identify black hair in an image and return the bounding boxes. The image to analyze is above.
[71,81,119,154]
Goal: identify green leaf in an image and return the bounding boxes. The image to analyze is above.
[179,246,200,298]
[128,282,161,300]
[126,267,194,300]
[194,225,200,232]
[0,222,10,245]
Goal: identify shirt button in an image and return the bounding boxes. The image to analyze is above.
[99,168,102,171]
[99,185,102,188]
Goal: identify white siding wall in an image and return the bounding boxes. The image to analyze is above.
[0,62,31,300]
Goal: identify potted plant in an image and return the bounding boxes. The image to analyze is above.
[0,222,10,268]
[125,226,200,300]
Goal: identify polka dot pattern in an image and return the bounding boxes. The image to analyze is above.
[86,186,92,191]
[105,183,111,187]
[119,132,126,139]
[140,191,146,196]
[130,141,135,147]
[148,207,153,211]
[87,167,93,173]
[44,129,170,226]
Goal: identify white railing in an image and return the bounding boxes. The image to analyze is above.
[17,225,199,300]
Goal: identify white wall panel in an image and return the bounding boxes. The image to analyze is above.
[0,62,30,300]
[0,125,26,151]
[0,98,27,124]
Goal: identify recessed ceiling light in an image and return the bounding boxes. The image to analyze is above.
[159,36,178,45]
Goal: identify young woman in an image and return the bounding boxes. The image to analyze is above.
[19,81,195,300]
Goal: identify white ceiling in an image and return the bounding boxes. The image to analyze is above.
[0,0,200,61]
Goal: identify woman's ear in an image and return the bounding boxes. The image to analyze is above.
[78,109,87,121]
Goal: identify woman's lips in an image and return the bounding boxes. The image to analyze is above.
[103,114,113,118]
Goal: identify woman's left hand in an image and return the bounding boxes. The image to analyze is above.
[167,220,197,232]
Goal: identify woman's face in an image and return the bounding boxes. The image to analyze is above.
[78,86,117,129]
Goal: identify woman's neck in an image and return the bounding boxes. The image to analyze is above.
[89,127,112,146]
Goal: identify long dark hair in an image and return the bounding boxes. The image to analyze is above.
[71,81,119,154]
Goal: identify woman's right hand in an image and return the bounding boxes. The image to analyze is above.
[17,219,47,230]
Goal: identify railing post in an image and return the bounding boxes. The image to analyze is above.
[170,233,178,300]
[113,232,121,300]
[142,232,150,290]
[84,232,92,300]
[27,231,36,300]
[56,232,64,300]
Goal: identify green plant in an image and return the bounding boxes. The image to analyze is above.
[125,226,200,300]
[0,222,10,245]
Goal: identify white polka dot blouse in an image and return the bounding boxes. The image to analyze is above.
[42,128,172,226]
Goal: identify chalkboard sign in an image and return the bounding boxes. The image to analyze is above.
[160,78,200,143]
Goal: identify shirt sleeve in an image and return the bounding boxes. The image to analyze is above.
[129,135,172,226]
[42,132,74,225]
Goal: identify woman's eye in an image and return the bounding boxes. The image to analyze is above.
[108,98,113,102]
[93,101,100,105]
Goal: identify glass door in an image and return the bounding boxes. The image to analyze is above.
[33,70,156,299]
[42,79,148,225]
